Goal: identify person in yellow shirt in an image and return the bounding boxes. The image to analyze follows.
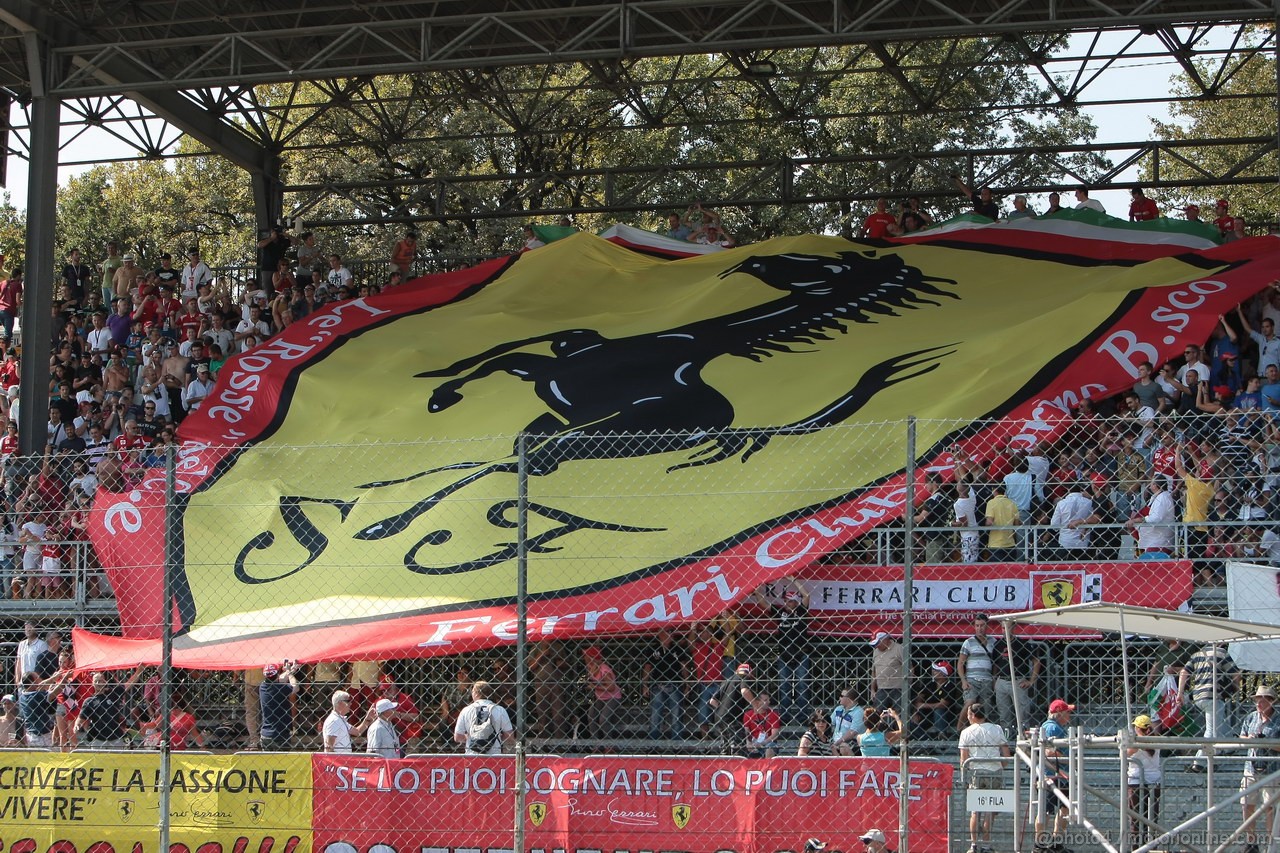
[710,611,741,675]
[984,482,1020,562]
[1173,442,1213,579]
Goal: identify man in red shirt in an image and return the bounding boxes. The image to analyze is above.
[742,692,781,757]
[0,267,21,343]
[111,419,150,460]
[177,299,204,338]
[0,349,18,392]
[1128,187,1159,221]
[859,198,900,239]
[0,421,17,462]
[1213,199,1233,236]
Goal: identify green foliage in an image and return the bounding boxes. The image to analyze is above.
[50,42,1104,264]
[55,141,256,270]
[1146,34,1277,224]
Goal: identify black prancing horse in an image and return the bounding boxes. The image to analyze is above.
[355,250,958,541]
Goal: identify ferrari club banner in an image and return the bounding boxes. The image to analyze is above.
[787,560,1193,637]
[0,752,951,853]
[80,224,1280,669]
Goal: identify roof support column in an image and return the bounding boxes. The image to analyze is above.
[19,91,57,454]
[252,156,284,232]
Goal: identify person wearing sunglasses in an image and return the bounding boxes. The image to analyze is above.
[857,829,892,853]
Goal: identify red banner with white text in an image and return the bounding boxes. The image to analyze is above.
[311,754,953,853]
[772,561,1191,638]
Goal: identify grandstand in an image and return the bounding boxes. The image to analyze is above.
[0,3,1279,853]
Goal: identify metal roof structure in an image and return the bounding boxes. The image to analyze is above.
[0,1,1274,95]
[0,2,1274,224]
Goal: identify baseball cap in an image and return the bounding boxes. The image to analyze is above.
[1048,699,1075,713]
[1216,198,1229,208]
[122,253,135,261]
[931,661,953,676]
[375,698,398,714]
[868,631,891,646]
[1133,714,1153,729]
[735,662,752,675]
[859,830,886,844]
[1256,685,1277,699]
[784,589,802,602]
[263,663,281,678]
[1183,204,1200,213]
[197,364,210,373]
[1091,473,1108,489]
[1,694,13,703]
[159,252,172,260]
[583,646,603,660]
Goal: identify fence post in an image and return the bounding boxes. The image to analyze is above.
[898,416,917,853]
[158,444,178,852]
[514,431,529,853]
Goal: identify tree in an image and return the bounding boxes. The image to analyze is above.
[1147,31,1277,225]
[54,41,1108,266]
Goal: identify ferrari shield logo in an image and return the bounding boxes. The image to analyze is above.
[117,799,134,822]
[672,803,692,829]
[1040,580,1075,609]
[528,802,547,826]
[247,801,266,823]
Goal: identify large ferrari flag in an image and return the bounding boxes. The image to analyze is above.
[80,225,1280,669]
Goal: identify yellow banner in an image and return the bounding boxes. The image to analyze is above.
[0,752,312,853]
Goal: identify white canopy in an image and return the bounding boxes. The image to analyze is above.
[998,602,1280,644]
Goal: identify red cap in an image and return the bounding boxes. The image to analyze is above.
[1216,198,1229,209]
[1049,699,1075,713]
[378,673,395,685]
[1183,204,1200,213]
[1214,385,1234,398]
[583,646,603,660]
[1091,473,1108,489]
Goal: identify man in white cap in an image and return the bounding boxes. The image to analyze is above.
[858,828,892,853]
[1239,684,1280,853]
[869,631,904,711]
[366,697,402,758]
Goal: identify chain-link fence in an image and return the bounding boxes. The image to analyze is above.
[0,413,1279,852]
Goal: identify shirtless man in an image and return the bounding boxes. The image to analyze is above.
[160,344,191,424]
[102,353,129,399]
[111,253,139,302]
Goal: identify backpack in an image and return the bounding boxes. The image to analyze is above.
[468,701,498,753]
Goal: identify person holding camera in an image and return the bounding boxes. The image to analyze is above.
[1240,684,1280,853]
[259,661,301,750]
